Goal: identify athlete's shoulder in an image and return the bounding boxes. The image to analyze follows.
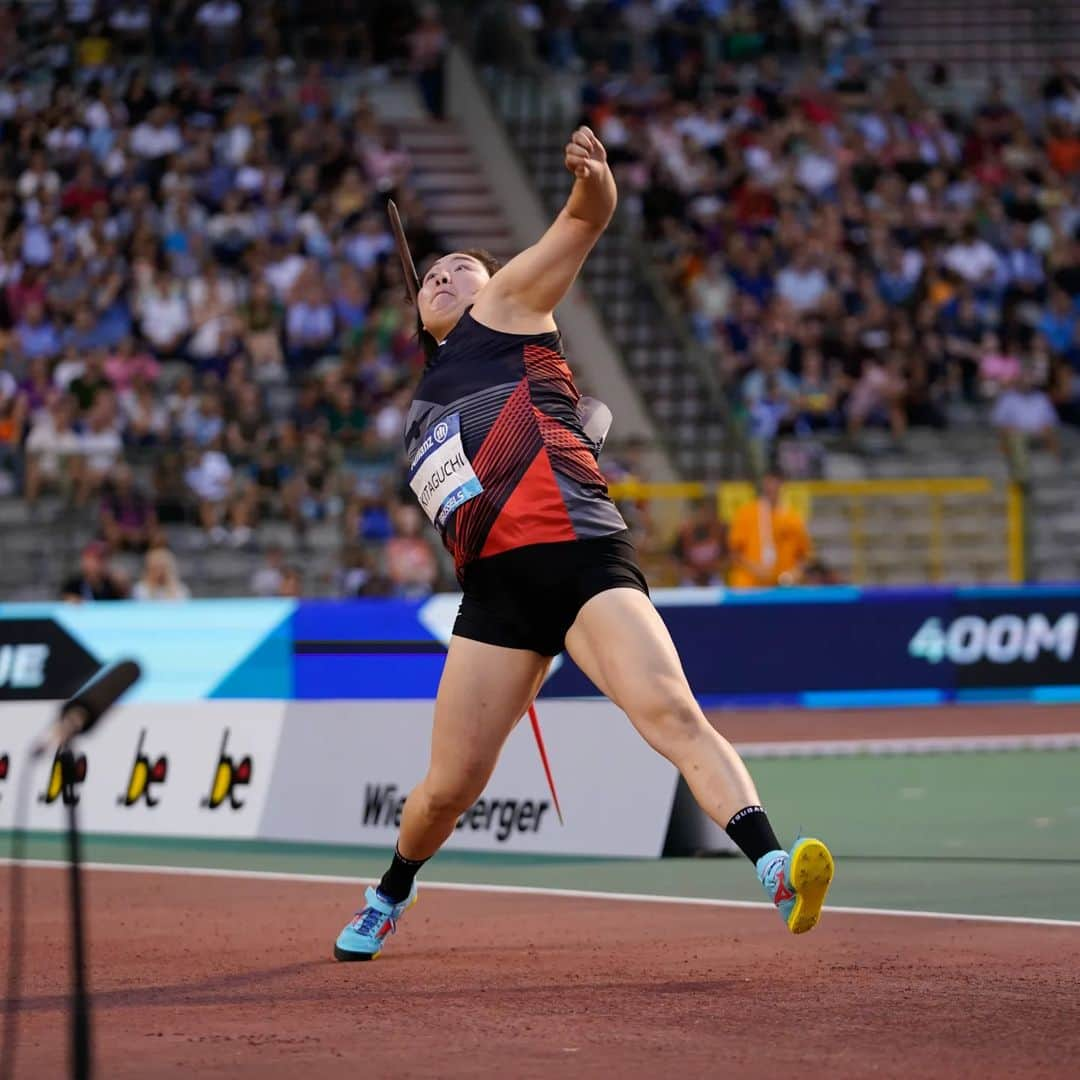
[469,289,560,337]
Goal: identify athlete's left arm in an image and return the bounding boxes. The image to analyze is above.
[473,127,615,329]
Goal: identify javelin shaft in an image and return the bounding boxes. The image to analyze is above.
[528,703,564,826]
[387,198,420,304]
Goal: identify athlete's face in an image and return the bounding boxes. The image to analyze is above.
[417,253,491,341]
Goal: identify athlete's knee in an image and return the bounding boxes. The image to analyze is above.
[417,764,489,820]
[629,680,709,756]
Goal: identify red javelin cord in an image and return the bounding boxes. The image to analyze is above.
[527,703,564,825]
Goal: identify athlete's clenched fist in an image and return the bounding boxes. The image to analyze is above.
[564,125,608,181]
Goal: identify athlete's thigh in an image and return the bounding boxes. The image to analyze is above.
[563,587,691,715]
[428,634,550,782]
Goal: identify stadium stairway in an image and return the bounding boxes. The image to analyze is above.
[877,0,1080,78]
[807,425,1080,586]
[396,119,517,265]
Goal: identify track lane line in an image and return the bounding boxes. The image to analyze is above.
[2,857,1079,929]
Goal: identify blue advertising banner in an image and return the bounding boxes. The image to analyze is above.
[0,587,1077,706]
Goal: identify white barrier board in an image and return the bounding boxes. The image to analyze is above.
[0,701,284,838]
[0,700,678,858]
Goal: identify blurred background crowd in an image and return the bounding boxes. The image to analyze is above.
[0,0,458,599]
[0,0,1077,599]
[483,0,1080,464]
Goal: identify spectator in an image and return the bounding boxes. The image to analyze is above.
[188,391,226,447]
[794,348,839,430]
[384,503,440,597]
[285,269,337,369]
[60,541,128,602]
[25,395,83,506]
[991,366,1061,466]
[100,462,161,552]
[339,544,381,597]
[728,471,812,588]
[802,557,841,586]
[105,337,160,394]
[121,373,169,445]
[186,259,242,374]
[672,499,728,586]
[196,0,243,66]
[1038,289,1078,357]
[137,267,191,359]
[251,544,285,597]
[18,356,56,418]
[78,394,124,504]
[109,1,153,56]
[165,372,200,439]
[846,353,908,440]
[184,438,237,545]
[282,430,338,543]
[776,249,829,314]
[240,279,286,382]
[133,546,191,600]
[345,476,394,546]
[67,350,111,413]
[410,5,447,119]
[15,300,61,360]
[278,563,303,597]
[151,449,190,526]
[0,372,26,492]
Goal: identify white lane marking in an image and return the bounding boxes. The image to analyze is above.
[1,857,1078,930]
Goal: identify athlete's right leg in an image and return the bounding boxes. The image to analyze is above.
[335,636,548,961]
[397,635,550,861]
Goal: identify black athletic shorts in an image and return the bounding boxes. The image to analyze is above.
[453,529,649,657]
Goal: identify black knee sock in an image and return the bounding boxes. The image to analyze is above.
[378,847,428,903]
[725,805,782,866]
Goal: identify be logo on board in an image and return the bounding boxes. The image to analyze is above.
[119,730,168,808]
[202,729,252,811]
[39,750,88,806]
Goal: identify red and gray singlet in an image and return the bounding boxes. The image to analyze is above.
[404,310,626,576]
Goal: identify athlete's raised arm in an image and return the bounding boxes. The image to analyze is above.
[471,126,616,334]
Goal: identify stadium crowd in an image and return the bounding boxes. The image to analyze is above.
[0,1,458,599]
[496,0,1080,462]
[3,1,1079,598]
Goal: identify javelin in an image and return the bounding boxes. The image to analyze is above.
[528,703,563,825]
[387,198,420,304]
[388,198,565,825]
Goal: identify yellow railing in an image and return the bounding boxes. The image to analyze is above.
[607,477,1024,586]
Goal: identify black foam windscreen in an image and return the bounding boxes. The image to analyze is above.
[65,659,141,733]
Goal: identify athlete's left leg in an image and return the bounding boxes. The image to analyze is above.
[564,587,833,933]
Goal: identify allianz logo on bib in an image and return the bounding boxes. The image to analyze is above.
[408,414,456,470]
[409,433,436,469]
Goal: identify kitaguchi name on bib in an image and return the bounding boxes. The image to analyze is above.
[408,413,483,528]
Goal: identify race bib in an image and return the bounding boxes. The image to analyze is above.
[408,413,483,528]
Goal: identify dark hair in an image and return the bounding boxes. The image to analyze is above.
[417,249,503,362]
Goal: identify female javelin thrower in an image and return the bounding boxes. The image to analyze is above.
[334,127,833,961]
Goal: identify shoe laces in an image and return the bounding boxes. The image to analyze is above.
[353,905,395,938]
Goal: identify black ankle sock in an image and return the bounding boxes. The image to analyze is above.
[725,805,782,865]
[378,847,428,903]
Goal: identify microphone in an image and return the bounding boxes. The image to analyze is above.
[31,660,142,760]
